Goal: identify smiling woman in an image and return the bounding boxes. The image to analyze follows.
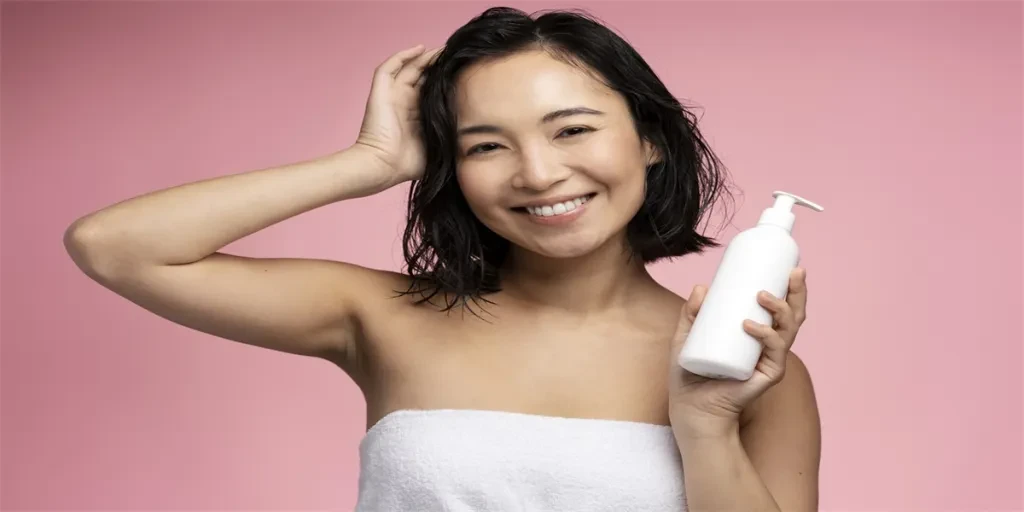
[64,5,820,512]
[403,11,733,308]
[450,50,656,262]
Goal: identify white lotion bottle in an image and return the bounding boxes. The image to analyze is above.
[678,191,823,380]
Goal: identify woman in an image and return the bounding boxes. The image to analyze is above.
[65,7,821,511]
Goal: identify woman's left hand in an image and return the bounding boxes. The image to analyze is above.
[667,268,808,437]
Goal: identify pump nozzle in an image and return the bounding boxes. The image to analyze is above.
[758,190,823,232]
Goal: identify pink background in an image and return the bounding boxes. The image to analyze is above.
[2,1,1021,510]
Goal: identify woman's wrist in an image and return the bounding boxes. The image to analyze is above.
[670,410,742,447]
[674,423,741,452]
[320,145,408,199]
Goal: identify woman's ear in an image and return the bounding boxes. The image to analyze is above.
[643,140,663,166]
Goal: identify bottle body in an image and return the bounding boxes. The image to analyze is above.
[678,225,799,380]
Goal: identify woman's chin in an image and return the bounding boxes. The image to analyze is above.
[514,235,611,261]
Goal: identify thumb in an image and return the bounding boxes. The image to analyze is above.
[671,285,707,354]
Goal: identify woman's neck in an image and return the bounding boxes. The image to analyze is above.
[498,235,657,314]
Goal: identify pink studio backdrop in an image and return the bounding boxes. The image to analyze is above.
[2,1,1021,511]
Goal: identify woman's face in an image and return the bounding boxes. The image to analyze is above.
[453,50,657,260]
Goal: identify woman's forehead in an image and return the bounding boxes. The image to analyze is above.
[453,51,618,124]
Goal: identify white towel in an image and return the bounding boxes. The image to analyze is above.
[355,408,687,511]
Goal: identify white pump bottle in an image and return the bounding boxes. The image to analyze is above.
[678,191,823,380]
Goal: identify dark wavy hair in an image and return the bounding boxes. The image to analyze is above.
[399,6,734,311]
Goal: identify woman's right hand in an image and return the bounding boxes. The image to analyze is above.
[354,45,441,184]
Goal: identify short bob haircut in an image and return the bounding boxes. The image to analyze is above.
[400,6,734,311]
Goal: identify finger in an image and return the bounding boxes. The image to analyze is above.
[683,285,706,324]
[787,267,808,326]
[398,46,443,86]
[374,44,427,81]
[671,285,706,354]
[419,46,444,69]
[743,320,788,381]
[756,290,797,336]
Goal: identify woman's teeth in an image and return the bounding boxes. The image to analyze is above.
[525,195,590,217]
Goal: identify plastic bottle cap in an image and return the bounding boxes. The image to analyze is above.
[757,191,824,232]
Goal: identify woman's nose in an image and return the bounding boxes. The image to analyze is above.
[511,147,571,191]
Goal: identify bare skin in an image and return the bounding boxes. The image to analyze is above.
[65,44,819,511]
[358,269,684,429]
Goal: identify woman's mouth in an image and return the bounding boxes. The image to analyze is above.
[512,193,596,225]
[513,193,596,218]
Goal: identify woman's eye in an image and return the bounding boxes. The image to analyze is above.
[466,129,591,155]
[467,143,500,155]
[558,126,592,138]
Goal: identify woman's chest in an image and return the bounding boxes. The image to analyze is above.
[368,307,678,426]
